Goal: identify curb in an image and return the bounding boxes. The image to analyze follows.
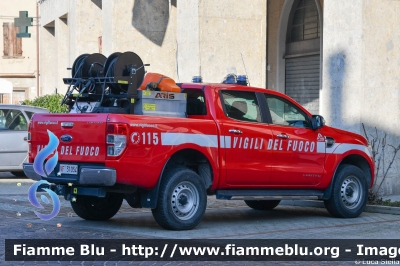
[280,200,400,215]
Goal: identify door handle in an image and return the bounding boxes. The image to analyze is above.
[23,137,28,141]
[276,133,289,139]
[229,129,243,134]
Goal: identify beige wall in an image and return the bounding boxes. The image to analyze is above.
[177,0,267,86]
[0,0,38,102]
[322,0,400,195]
[40,0,67,95]
[41,21,56,96]
[176,0,200,82]
[102,0,177,80]
[361,0,400,194]
[57,15,69,94]
[40,0,102,95]
[362,0,400,136]
[41,0,178,93]
[196,0,267,87]
[40,0,267,91]
[321,0,362,132]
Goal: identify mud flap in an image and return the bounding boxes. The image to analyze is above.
[140,186,159,209]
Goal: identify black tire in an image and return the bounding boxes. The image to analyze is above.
[11,171,26,177]
[244,200,281,210]
[71,193,124,221]
[152,168,207,230]
[324,164,368,218]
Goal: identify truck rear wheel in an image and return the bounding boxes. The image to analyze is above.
[152,168,207,230]
[244,200,281,210]
[71,193,124,221]
[324,164,368,218]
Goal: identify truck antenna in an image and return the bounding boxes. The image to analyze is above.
[240,53,250,86]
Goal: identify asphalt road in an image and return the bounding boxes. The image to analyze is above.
[1,173,399,265]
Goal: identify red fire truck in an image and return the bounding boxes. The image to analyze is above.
[24,52,374,230]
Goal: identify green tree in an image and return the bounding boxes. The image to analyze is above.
[22,94,69,113]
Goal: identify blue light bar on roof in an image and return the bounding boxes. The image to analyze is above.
[192,76,202,83]
[237,75,248,86]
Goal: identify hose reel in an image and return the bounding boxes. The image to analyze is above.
[104,51,145,94]
[63,51,147,111]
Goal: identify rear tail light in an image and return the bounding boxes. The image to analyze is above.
[27,121,32,141]
[106,123,128,158]
[28,122,32,161]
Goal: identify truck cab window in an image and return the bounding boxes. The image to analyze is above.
[221,90,261,123]
[265,95,310,128]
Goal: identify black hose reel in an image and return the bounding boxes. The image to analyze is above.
[104,51,145,95]
[63,51,147,111]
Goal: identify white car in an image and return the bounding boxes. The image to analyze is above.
[0,104,49,176]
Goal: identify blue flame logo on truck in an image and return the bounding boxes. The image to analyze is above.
[28,130,61,220]
[33,130,59,177]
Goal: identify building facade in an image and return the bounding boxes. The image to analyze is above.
[0,0,38,104]
[39,0,400,195]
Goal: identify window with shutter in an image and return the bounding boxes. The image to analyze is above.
[287,0,320,43]
[2,22,23,57]
[3,23,9,56]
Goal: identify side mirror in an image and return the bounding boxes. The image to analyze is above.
[312,115,325,130]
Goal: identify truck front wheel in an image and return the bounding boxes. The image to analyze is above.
[71,193,124,221]
[244,200,281,210]
[324,164,368,218]
[152,168,207,230]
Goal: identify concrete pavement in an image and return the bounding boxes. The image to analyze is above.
[1,174,400,265]
[1,175,400,240]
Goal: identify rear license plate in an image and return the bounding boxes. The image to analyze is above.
[59,164,78,175]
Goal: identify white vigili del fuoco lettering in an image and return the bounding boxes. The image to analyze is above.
[232,137,264,150]
[230,137,316,152]
[37,145,100,156]
[266,139,316,153]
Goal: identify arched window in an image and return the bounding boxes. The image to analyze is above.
[284,0,321,115]
[287,0,320,43]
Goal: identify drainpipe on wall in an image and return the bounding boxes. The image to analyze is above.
[266,0,269,89]
[36,1,40,97]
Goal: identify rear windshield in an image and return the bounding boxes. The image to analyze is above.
[182,89,207,115]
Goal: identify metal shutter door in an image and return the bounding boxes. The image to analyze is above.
[285,55,320,114]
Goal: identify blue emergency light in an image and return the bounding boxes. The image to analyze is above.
[222,74,237,84]
[237,75,248,86]
[222,74,248,86]
[192,76,202,83]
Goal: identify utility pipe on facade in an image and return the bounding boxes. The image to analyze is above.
[36,1,40,97]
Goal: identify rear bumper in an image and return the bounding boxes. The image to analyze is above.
[23,164,41,180]
[23,163,116,186]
